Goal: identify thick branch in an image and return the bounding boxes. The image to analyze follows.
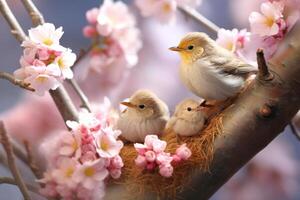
[20,0,44,26]
[0,0,27,42]
[0,121,32,200]
[178,6,220,35]
[49,87,78,122]
[0,71,34,91]
[178,22,300,199]
[0,177,39,194]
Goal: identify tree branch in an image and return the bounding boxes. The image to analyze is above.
[20,0,92,114]
[0,0,79,123]
[0,0,27,43]
[0,71,34,92]
[20,0,44,26]
[23,141,43,180]
[0,121,32,200]
[178,5,220,35]
[0,177,39,194]
[67,79,92,112]
[177,22,300,199]
[49,87,78,122]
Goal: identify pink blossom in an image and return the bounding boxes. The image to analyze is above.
[74,159,109,189]
[175,144,192,160]
[135,0,177,24]
[52,158,78,188]
[93,97,119,127]
[216,28,251,54]
[156,152,173,165]
[66,109,101,133]
[159,164,174,177]
[24,23,64,51]
[144,135,159,149]
[134,143,148,155]
[94,127,123,158]
[55,49,76,79]
[86,8,99,24]
[249,1,284,36]
[83,25,98,38]
[145,150,156,162]
[24,64,61,96]
[38,172,58,198]
[110,155,124,169]
[135,155,147,168]
[152,139,167,153]
[96,0,135,36]
[58,131,82,159]
[109,168,122,179]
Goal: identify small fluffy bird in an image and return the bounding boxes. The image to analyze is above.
[117,90,170,143]
[170,32,257,101]
[166,99,207,136]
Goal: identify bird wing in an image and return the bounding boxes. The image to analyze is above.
[209,56,257,77]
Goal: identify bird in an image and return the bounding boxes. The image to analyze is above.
[166,99,207,136]
[117,89,170,143]
[169,32,257,102]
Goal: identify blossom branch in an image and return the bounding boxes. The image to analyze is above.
[0,71,34,91]
[20,0,92,114]
[0,177,39,194]
[20,0,44,26]
[23,141,43,179]
[0,0,27,43]
[0,0,79,123]
[0,121,32,200]
[178,5,220,35]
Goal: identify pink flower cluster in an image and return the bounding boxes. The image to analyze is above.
[216,0,299,63]
[134,135,191,178]
[14,23,76,96]
[39,98,124,200]
[81,0,142,81]
[135,0,202,24]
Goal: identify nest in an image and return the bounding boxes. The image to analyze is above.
[118,111,224,200]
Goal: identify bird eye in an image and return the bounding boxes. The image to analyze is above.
[187,45,194,50]
[187,107,192,111]
[138,104,145,109]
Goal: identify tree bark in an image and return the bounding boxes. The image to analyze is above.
[179,22,300,199]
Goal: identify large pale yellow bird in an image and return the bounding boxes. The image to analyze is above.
[117,90,170,143]
[170,32,257,101]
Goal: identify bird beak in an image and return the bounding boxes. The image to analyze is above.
[169,46,184,52]
[120,102,136,108]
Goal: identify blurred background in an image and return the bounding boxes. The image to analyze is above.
[0,0,299,199]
